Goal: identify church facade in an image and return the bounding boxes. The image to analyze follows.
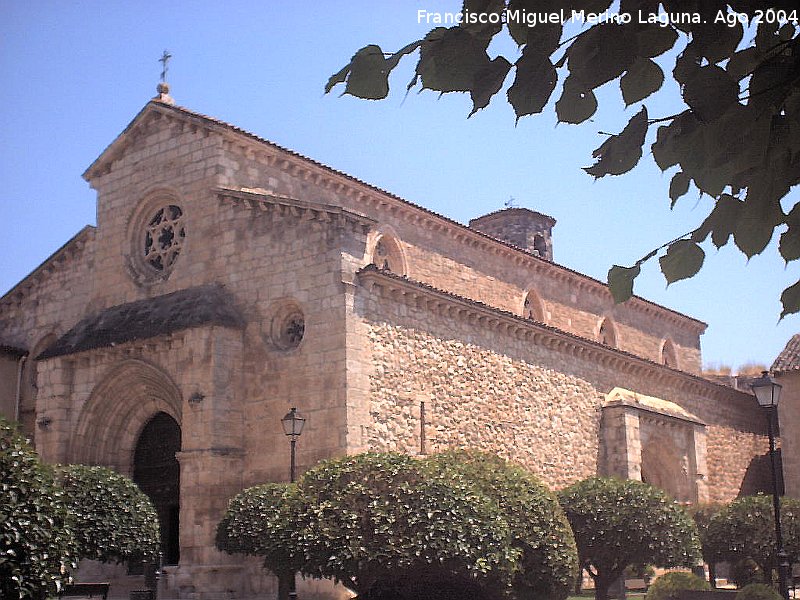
[0,91,773,599]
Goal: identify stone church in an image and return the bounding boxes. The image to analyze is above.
[0,86,774,599]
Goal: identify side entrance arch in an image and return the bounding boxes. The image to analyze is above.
[602,387,708,503]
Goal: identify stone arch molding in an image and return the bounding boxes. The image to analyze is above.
[71,359,182,472]
[521,287,546,323]
[366,225,408,276]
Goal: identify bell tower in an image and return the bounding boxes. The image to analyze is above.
[468,207,556,261]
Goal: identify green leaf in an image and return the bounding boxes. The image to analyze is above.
[621,58,664,106]
[341,45,390,100]
[325,64,350,95]
[507,48,557,120]
[469,56,512,116]
[726,47,762,82]
[673,46,701,85]
[460,0,505,39]
[555,77,597,124]
[567,24,635,91]
[635,22,679,58]
[781,280,800,319]
[780,204,800,263]
[688,21,743,64]
[682,65,739,123]
[733,180,784,258]
[693,194,742,249]
[669,172,691,207]
[415,27,490,93]
[659,240,705,285]
[608,264,640,304]
[584,107,648,178]
[384,40,423,71]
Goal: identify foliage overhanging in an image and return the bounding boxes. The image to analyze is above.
[326,0,800,317]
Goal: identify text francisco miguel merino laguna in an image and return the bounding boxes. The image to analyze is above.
[417,8,733,27]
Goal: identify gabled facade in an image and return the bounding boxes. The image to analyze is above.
[0,94,772,599]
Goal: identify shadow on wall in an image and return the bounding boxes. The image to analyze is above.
[739,450,784,497]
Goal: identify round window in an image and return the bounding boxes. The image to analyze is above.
[144,205,185,272]
[269,303,305,351]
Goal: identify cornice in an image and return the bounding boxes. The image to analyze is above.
[357,266,747,404]
[85,100,705,333]
[216,187,377,233]
[0,226,95,308]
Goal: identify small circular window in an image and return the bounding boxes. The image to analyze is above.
[144,205,185,271]
[268,302,305,351]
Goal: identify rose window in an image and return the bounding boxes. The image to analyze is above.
[282,316,305,347]
[144,205,185,271]
[270,305,305,351]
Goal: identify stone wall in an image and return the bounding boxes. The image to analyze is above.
[0,227,95,439]
[355,270,768,500]
[0,353,21,422]
[777,370,800,497]
[211,122,704,373]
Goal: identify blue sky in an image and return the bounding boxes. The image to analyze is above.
[1,1,797,371]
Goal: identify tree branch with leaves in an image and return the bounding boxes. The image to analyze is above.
[327,0,800,317]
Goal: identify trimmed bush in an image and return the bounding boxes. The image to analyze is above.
[645,572,710,600]
[218,451,580,600]
[1,418,76,600]
[216,481,301,598]
[294,452,517,599]
[427,450,577,600]
[55,464,160,563]
[708,495,800,581]
[736,583,782,600]
[559,477,701,600]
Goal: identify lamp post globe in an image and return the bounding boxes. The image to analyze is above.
[280,407,305,600]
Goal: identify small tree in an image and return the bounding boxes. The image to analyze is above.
[0,418,76,600]
[427,450,577,600]
[559,477,701,600]
[707,494,800,584]
[216,483,301,599]
[294,452,517,599]
[689,503,726,587]
[219,451,583,600]
[55,465,160,565]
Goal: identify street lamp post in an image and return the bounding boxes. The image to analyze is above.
[751,372,790,600]
[281,407,306,600]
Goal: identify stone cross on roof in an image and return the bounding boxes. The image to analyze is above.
[154,50,175,105]
[159,50,172,83]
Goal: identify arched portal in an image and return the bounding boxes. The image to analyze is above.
[134,412,181,565]
[640,432,691,502]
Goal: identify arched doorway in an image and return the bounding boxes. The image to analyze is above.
[134,412,181,565]
[640,432,691,502]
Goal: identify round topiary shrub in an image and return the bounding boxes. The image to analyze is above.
[295,452,517,600]
[55,465,160,564]
[736,583,782,600]
[559,477,701,600]
[427,450,577,600]
[1,418,77,600]
[645,571,710,600]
